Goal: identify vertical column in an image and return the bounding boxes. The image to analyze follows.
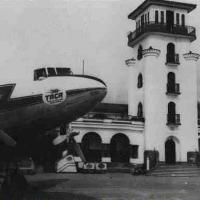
[125,58,137,116]
[142,46,161,152]
[182,51,200,161]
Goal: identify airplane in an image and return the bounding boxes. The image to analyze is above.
[0,66,107,194]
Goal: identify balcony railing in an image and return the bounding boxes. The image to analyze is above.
[167,114,181,126]
[166,84,180,95]
[128,22,196,46]
[166,54,180,65]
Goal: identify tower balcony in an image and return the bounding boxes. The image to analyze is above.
[128,22,196,47]
[167,114,181,126]
[166,54,180,66]
[166,84,181,96]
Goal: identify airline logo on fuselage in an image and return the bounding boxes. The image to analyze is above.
[43,89,66,105]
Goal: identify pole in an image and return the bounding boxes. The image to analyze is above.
[82,59,85,75]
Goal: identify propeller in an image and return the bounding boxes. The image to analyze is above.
[52,124,86,162]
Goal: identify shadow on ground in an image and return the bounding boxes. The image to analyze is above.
[0,179,98,200]
[30,178,70,190]
[0,191,97,200]
[26,191,97,200]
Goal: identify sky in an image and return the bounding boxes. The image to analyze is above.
[0,0,199,104]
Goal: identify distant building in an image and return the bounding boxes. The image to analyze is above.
[71,0,200,166]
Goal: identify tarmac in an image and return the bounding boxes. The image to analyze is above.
[1,172,200,200]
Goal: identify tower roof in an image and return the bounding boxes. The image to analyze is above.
[128,0,196,20]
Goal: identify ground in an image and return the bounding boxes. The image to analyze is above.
[1,173,200,200]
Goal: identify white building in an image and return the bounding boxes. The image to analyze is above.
[71,0,200,167]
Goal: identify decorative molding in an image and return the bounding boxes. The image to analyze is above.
[71,120,144,132]
[142,46,161,57]
[183,51,200,61]
[125,57,136,66]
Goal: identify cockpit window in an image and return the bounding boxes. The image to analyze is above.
[34,68,47,81]
[34,67,73,81]
[47,68,57,77]
[56,68,72,76]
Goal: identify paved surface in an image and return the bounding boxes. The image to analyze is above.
[1,173,200,199]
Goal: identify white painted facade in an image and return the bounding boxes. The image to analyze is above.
[128,1,199,163]
[71,118,144,164]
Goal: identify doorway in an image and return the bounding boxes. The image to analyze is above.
[81,132,102,162]
[110,134,130,163]
[165,138,176,164]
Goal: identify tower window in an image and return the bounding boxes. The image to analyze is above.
[167,102,181,125]
[137,45,143,60]
[141,15,144,26]
[181,14,185,26]
[137,73,143,88]
[161,11,164,24]
[137,102,143,118]
[167,72,180,95]
[176,13,180,25]
[138,20,141,28]
[147,12,150,23]
[136,21,139,29]
[145,14,147,24]
[155,10,159,23]
[168,102,176,123]
[167,43,175,63]
[167,72,175,89]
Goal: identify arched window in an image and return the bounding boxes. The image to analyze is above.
[137,45,143,60]
[155,10,159,23]
[167,72,175,92]
[167,43,175,63]
[168,102,176,123]
[181,14,185,26]
[137,73,143,88]
[137,102,143,118]
[168,102,176,115]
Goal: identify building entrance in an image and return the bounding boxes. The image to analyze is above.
[165,138,176,164]
[81,133,102,162]
[110,134,130,163]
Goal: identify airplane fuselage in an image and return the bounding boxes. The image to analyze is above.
[0,73,107,136]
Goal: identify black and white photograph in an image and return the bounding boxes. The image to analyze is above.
[0,0,200,199]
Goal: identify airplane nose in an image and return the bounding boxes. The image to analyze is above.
[73,74,107,101]
[80,75,107,88]
[81,75,107,100]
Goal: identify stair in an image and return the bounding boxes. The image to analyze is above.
[148,163,200,177]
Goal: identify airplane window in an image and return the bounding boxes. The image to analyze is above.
[47,68,57,77]
[34,68,47,80]
[56,68,72,76]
